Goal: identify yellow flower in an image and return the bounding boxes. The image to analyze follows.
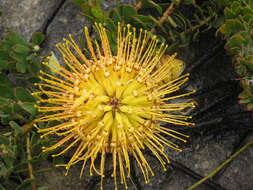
[33,23,195,189]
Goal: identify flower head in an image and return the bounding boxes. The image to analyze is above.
[34,23,195,189]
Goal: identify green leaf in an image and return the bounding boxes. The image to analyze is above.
[28,61,41,75]
[0,97,11,106]
[119,5,137,22]
[15,178,36,190]
[0,73,12,87]
[0,135,9,145]
[91,6,105,19]
[231,1,241,14]
[6,31,26,45]
[9,51,26,63]
[16,61,27,73]
[246,102,253,110]
[18,102,37,115]
[109,9,122,23]
[226,33,246,53]
[246,62,253,71]
[0,184,6,190]
[142,0,163,14]
[9,121,24,135]
[239,90,250,99]
[0,59,9,69]
[31,32,45,45]
[220,19,244,36]
[0,85,15,99]
[212,16,225,28]
[183,0,195,5]
[224,8,236,19]
[132,15,157,29]
[12,44,31,54]
[14,87,35,102]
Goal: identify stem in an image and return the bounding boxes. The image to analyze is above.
[186,139,253,190]
[27,133,36,190]
[151,0,181,33]
[22,120,36,133]
[185,15,213,33]
[135,0,142,10]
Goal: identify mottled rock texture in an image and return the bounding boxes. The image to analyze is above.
[0,0,60,40]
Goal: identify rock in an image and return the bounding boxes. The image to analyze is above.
[218,134,253,190]
[0,0,60,41]
[41,0,90,56]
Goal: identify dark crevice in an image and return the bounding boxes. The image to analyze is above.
[85,176,101,190]
[183,41,225,74]
[85,169,113,190]
[170,160,227,190]
[146,151,226,190]
[36,0,67,36]
[212,130,253,181]
[130,157,142,190]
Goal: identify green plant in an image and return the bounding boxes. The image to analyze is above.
[0,31,50,189]
[73,0,221,53]
[218,0,253,112]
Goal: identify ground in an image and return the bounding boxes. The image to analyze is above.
[1,0,253,190]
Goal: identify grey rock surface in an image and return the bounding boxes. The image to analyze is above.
[41,0,90,56]
[0,0,60,41]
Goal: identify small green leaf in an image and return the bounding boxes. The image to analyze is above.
[220,19,244,36]
[28,61,41,75]
[6,31,26,45]
[142,0,163,14]
[132,15,157,29]
[12,44,31,54]
[119,5,137,22]
[183,0,195,5]
[246,102,253,111]
[9,121,24,135]
[0,135,9,145]
[91,6,105,19]
[0,59,8,69]
[0,97,11,106]
[18,102,37,115]
[15,178,36,190]
[224,8,236,19]
[31,32,45,45]
[239,91,250,99]
[109,9,121,23]
[0,183,6,190]
[16,61,27,73]
[0,73,12,87]
[231,1,241,13]
[0,85,14,99]
[15,87,35,102]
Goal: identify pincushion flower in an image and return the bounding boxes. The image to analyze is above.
[33,23,195,189]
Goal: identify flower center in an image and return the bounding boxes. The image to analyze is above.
[109,96,120,111]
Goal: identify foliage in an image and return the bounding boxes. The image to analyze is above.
[73,0,221,53]
[0,129,51,190]
[0,32,44,124]
[218,0,253,112]
[0,32,50,189]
